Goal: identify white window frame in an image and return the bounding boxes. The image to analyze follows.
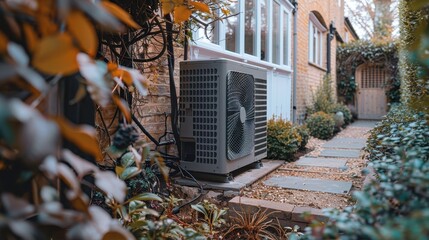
[308,12,327,67]
[191,0,293,70]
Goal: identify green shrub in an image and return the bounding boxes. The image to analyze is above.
[267,118,301,160]
[331,103,352,125]
[305,112,335,140]
[366,104,421,161]
[294,125,310,150]
[302,107,429,240]
[308,74,335,114]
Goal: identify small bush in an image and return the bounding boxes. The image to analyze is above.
[331,103,352,125]
[308,74,335,114]
[267,117,301,160]
[305,112,335,140]
[293,125,309,150]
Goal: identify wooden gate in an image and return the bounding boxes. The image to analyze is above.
[356,64,388,119]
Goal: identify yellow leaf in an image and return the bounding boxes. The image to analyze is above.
[160,0,175,15]
[32,33,79,75]
[54,117,103,162]
[112,95,131,123]
[173,5,192,23]
[100,2,140,30]
[190,1,210,13]
[115,166,124,176]
[36,15,58,37]
[22,23,38,53]
[111,68,133,86]
[221,8,230,15]
[67,11,98,57]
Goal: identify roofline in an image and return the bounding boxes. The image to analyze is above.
[344,17,360,40]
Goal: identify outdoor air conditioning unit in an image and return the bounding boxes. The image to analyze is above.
[179,59,267,180]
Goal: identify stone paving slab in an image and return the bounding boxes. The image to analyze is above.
[264,176,352,194]
[350,120,378,128]
[319,149,361,158]
[174,160,283,191]
[296,157,347,168]
[322,140,366,150]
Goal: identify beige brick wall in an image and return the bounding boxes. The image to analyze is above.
[294,0,345,120]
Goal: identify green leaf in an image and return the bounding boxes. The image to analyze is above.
[120,152,135,168]
[120,166,141,180]
[126,193,163,203]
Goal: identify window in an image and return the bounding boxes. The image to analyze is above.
[226,2,239,52]
[245,0,257,55]
[272,1,280,64]
[193,0,292,67]
[308,13,326,67]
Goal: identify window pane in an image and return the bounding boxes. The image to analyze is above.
[313,27,317,63]
[197,21,218,44]
[245,0,257,55]
[283,11,289,65]
[261,0,269,60]
[226,2,239,52]
[272,1,280,64]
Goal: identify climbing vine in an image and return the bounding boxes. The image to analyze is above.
[336,41,400,105]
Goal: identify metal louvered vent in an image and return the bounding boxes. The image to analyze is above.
[226,71,255,160]
[179,68,219,165]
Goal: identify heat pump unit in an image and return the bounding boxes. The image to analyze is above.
[179,59,267,179]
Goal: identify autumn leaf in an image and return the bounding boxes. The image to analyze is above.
[112,95,131,123]
[190,1,210,13]
[67,11,98,57]
[54,116,103,162]
[160,0,175,15]
[173,5,192,23]
[22,23,38,53]
[32,33,79,75]
[100,1,140,29]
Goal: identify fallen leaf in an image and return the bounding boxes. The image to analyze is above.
[67,11,98,57]
[32,33,79,75]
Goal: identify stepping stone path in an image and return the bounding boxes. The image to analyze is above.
[264,122,377,194]
[264,176,352,194]
[296,157,347,169]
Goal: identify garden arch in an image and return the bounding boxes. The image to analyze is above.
[355,63,389,119]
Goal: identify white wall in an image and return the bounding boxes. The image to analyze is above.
[267,71,292,120]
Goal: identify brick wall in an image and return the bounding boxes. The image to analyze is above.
[294,0,345,119]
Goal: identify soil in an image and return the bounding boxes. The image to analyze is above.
[241,123,372,210]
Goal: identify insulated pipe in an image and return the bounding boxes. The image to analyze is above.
[292,1,298,124]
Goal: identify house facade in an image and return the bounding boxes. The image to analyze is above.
[189,0,357,123]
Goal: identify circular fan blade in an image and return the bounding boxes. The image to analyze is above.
[227,112,240,137]
[228,120,244,155]
[246,105,255,121]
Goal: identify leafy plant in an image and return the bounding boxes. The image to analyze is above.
[267,117,302,160]
[305,112,335,140]
[293,125,310,151]
[308,74,336,114]
[225,207,283,240]
[331,103,352,126]
[191,200,228,238]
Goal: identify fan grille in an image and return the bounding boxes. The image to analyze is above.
[226,71,255,160]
